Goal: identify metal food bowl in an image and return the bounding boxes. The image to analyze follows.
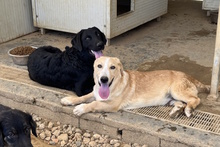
[8,46,36,66]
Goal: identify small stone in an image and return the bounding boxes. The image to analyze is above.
[67,130,72,135]
[114,143,121,147]
[74,133,82,141]
[123,144,131,147]
[60,140,66,147]
[45,136,51,141]
[39,132,46,140]
[51,127,58,132]
[57,121,61,125]
[93,134,101,139]
[83,137,90,144]
[133,143,140,147]
[44,129,51,137]
[49,141,56,145]
[53,130,60,137]
[142,145,148,147]
[48,122,54,129]
[39,123,45,130]
[75,128,82,134]
[83,132,91,138]
[75,141,82,147]
[98,137,105,144]
[110,139,119,145]
[58,133,68,141]
[51,135,56,140]
[52,138,59,144]
[89,141,97,147]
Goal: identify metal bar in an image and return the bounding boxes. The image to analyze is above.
[208,3,220,101]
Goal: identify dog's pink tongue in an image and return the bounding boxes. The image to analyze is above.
[93,51,103,59]
[99,84,110,99]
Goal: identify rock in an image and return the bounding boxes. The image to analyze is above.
[83,137,90,144]
[39,123,45,130]
[48,122,54,129]
[44,129,51,137]
[110,139,120,145]
[45,136,51,141]
[53,130,60,137]
[39,132,46,140]
[93,133,101,139]
[123,144,132,147]
[51,127,58,132]
[133,143,140,147]
[75,133,82,141]
[51,138,59,144]
[75,141,82,147]
[114,143,121,147]
[83,132,91,138]
[75,128,82,134]
[89,141,97,147]
[49,140,56,145]
[58,133,68,141]
[60,140,66,147]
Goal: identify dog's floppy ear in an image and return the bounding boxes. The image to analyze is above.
[22,112,37,137]
[92,27,107,45]
[71,30,84,51]
[116,58,124,77]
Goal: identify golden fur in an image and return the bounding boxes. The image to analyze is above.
[61,56,210,118]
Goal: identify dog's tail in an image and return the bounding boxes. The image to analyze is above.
[192,78,220,93]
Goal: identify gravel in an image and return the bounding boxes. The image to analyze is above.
[32,114,148,147]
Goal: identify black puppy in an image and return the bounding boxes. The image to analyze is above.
[0,104,37,147]
[27,27,107,96]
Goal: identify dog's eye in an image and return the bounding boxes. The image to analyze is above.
[97,64,102,68]
[7,132,16,139]
[110,66,115,70]
[24,128,30,135]
[97,33,100,37]
[85,36,91,41]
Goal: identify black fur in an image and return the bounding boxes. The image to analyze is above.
[0,104,37,147]
[27,27,106,96]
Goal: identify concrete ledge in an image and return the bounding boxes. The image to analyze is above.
[0,72,220,146]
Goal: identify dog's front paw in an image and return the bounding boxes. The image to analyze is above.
[61,96,74,106]
[73,104,86,116]
[185,107,194,118]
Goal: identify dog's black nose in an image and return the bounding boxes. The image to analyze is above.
[97,42,104,49]
[100,76,108,83]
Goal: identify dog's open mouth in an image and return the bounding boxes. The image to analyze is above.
[91,50,103,59]
[98,78,114,99]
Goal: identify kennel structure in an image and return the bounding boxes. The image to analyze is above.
[203,0,220,11]
[31,0,168,44]
[0,0,36,43]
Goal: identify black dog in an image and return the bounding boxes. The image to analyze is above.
[0,104,37,147]
[27,27,106,96]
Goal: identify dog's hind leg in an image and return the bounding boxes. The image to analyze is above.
[61,92,94,106]
[170,81,201,118]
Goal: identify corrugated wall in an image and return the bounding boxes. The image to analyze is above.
[0,0,36,43]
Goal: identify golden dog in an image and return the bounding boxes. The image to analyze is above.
[61,56,210,118]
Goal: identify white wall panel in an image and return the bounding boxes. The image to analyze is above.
[0,0,36,43]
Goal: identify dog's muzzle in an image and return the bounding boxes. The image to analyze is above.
[99,76,114,87]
